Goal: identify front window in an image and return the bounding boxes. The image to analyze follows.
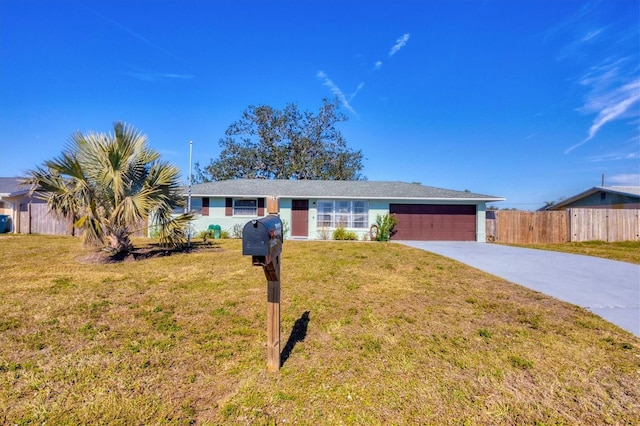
[316,200,369,228]
[234,199,257,216]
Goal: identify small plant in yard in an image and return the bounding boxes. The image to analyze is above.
[199,228,229,241]
[372,213,398,241]
[332,227,357,240]
[230,223,243,239]
[281,219,290,239]
[198,229,216,241]
[509,354,534,370]
[317,227,331,240]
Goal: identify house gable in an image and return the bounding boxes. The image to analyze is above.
[542,186,640,210]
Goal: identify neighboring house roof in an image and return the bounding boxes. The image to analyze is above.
[539,186,640,211]
[0,177,30,197]
[186,179,505,202]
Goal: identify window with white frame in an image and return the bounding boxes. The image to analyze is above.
[316,200,369,228]
[233,198,258,216]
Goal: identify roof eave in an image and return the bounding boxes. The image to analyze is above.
[187,193,505,202]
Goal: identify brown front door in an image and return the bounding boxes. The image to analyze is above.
[291,200,309,237]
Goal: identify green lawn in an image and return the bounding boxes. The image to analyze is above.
[1,235,639,424]
[506,240,640,264]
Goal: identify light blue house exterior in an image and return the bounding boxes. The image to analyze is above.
[182,179,504,242]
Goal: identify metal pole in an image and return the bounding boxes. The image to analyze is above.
[187,141,193,247]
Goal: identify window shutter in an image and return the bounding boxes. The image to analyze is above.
[202,197,210,216]
[225,198,233,216]
[258,198,265,216]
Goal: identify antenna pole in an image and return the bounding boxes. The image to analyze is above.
[187,141,193,247]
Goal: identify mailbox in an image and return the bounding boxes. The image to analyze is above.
[242,216,283,266]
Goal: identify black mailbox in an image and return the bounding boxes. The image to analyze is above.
[242,216,283,266]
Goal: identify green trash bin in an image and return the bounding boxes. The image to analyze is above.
[207,224,221,239]
[0,215,8,233]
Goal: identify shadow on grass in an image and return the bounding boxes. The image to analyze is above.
[281,311,310,367]
[94,241,222,263]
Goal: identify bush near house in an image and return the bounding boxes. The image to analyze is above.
[373,213,398,241]
[332,227,358,240]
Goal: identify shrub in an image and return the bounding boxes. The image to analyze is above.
[317,227,331,240]
[198,230,215,241]
[230,224,243,239]
[373,213,398,241]
[198,228,229,241]
[333,227,358,240]
[281,219,290,239]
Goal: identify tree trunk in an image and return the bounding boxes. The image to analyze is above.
[106,226,133,254]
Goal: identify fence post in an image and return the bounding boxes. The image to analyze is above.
[28,203,32,234]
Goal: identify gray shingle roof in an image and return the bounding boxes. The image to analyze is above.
[0,177,30,196]
[604,186,640,197]
[186,179,504,201]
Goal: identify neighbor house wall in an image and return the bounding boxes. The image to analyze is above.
[0,194,38,233]
[556,192,640,209]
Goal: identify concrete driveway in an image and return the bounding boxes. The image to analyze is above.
[397,241,640,337]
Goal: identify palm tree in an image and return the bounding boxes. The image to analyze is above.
[24,122,193,254]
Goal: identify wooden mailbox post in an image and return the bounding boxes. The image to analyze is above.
[242,196,282,372]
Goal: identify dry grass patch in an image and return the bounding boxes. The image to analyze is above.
[506,240,640,264]
[1,235,639,424]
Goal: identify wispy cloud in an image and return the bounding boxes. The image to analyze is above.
[389,34,410,57]
[543,1,597,46]
[124,71,195,82]
[550,2,640,154]
[565,60,640,153]
[584,79,640,138]
[374,34,411,70]
[582,149,639,163]
[318,33,410,115]
[607,173,640,185]
[81,4,184,62]
[316,71,358,116]
[581,28,604,43]
[349,82,365,102]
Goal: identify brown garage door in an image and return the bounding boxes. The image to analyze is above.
[389,204,477,241]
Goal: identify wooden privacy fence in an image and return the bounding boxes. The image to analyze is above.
[486,210,567,244]
[487,209,640,244]
[570,209,640,242]
[20,203,72,235]
[18,202,148,237]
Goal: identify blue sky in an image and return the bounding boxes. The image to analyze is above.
[1,0,638,209]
